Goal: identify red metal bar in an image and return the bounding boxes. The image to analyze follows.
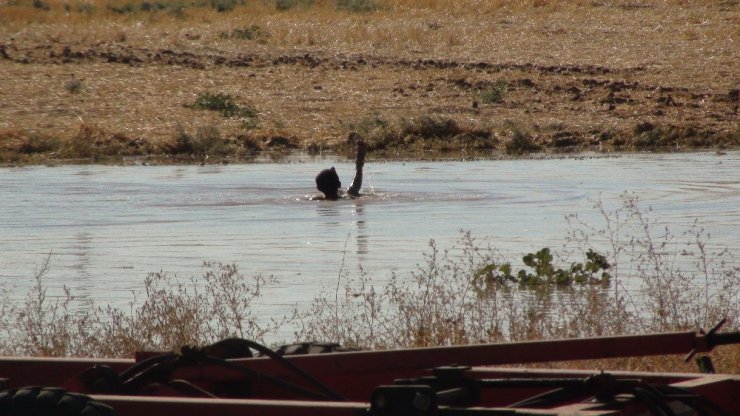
[671,375,740,414]
[92,395,369,416]
[234,330,715,378]
[0,356,131,389]
[170,330,714,399]
[466,367,700,385]
[467,367,698,407]
[0,330,721,399]
[92,395,627,416]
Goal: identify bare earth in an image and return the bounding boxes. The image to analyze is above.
[0,1,738,163]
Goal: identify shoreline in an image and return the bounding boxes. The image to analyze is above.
[2,147,737,168]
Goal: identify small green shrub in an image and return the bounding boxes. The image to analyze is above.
[479,81,507,104]
[76,3,95,13]
[219,25,270,42]
[32,0,50,10]
[186,92,257,119]
[106,0,244,14]
[336,0,379,13]
[275,0,314,11]
[64,77,82,94]
[108,3,137,13]
[210,0,239,12]
[139,1,169,11]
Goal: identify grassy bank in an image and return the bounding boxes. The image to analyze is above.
[1,194,737,373]
[1,0,738,164]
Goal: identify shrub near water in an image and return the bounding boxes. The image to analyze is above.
[293,193,739,370]
[186,92,257,119]
[293,235,616,350]
[0,262,283,358]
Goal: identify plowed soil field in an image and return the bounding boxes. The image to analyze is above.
[1,0,738,163]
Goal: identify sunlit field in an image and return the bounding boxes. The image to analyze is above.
[1,0,738,163]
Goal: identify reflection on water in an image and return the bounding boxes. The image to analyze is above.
[316,201,369,256]
[352,204,368,256]
[1,152,739,326]
[72,232,92,279]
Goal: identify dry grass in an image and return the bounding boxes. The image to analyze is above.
[293,193,740,373]
[0,261,286,358]
[1,0,738,163]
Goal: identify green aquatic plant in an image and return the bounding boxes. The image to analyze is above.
[472,248,610,295]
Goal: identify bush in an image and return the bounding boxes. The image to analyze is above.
[64,77,82,94]
[4,255,97,356]
[32,0,49,10]
[186,92,258,120]
[219,25,270,42]
[403,116,462,139]
[336,0,379,13]
[275,0,314,11]
[210,0,241,13]
[0,260,283,357]
[504,125,540,155]
[172,124,237,157]
[293,234,617,349]
[106,0,245,14]
[293,193,739,357]
[479,81,507,104]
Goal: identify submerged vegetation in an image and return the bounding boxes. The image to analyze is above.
[0,194,737,372]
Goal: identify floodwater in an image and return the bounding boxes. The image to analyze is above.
[1,152,739,331]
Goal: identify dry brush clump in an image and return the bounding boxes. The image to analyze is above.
[341,115,497,155]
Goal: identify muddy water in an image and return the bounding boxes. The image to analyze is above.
[1,152,738,333]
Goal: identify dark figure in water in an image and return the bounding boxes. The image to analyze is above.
[314,135,367,200]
